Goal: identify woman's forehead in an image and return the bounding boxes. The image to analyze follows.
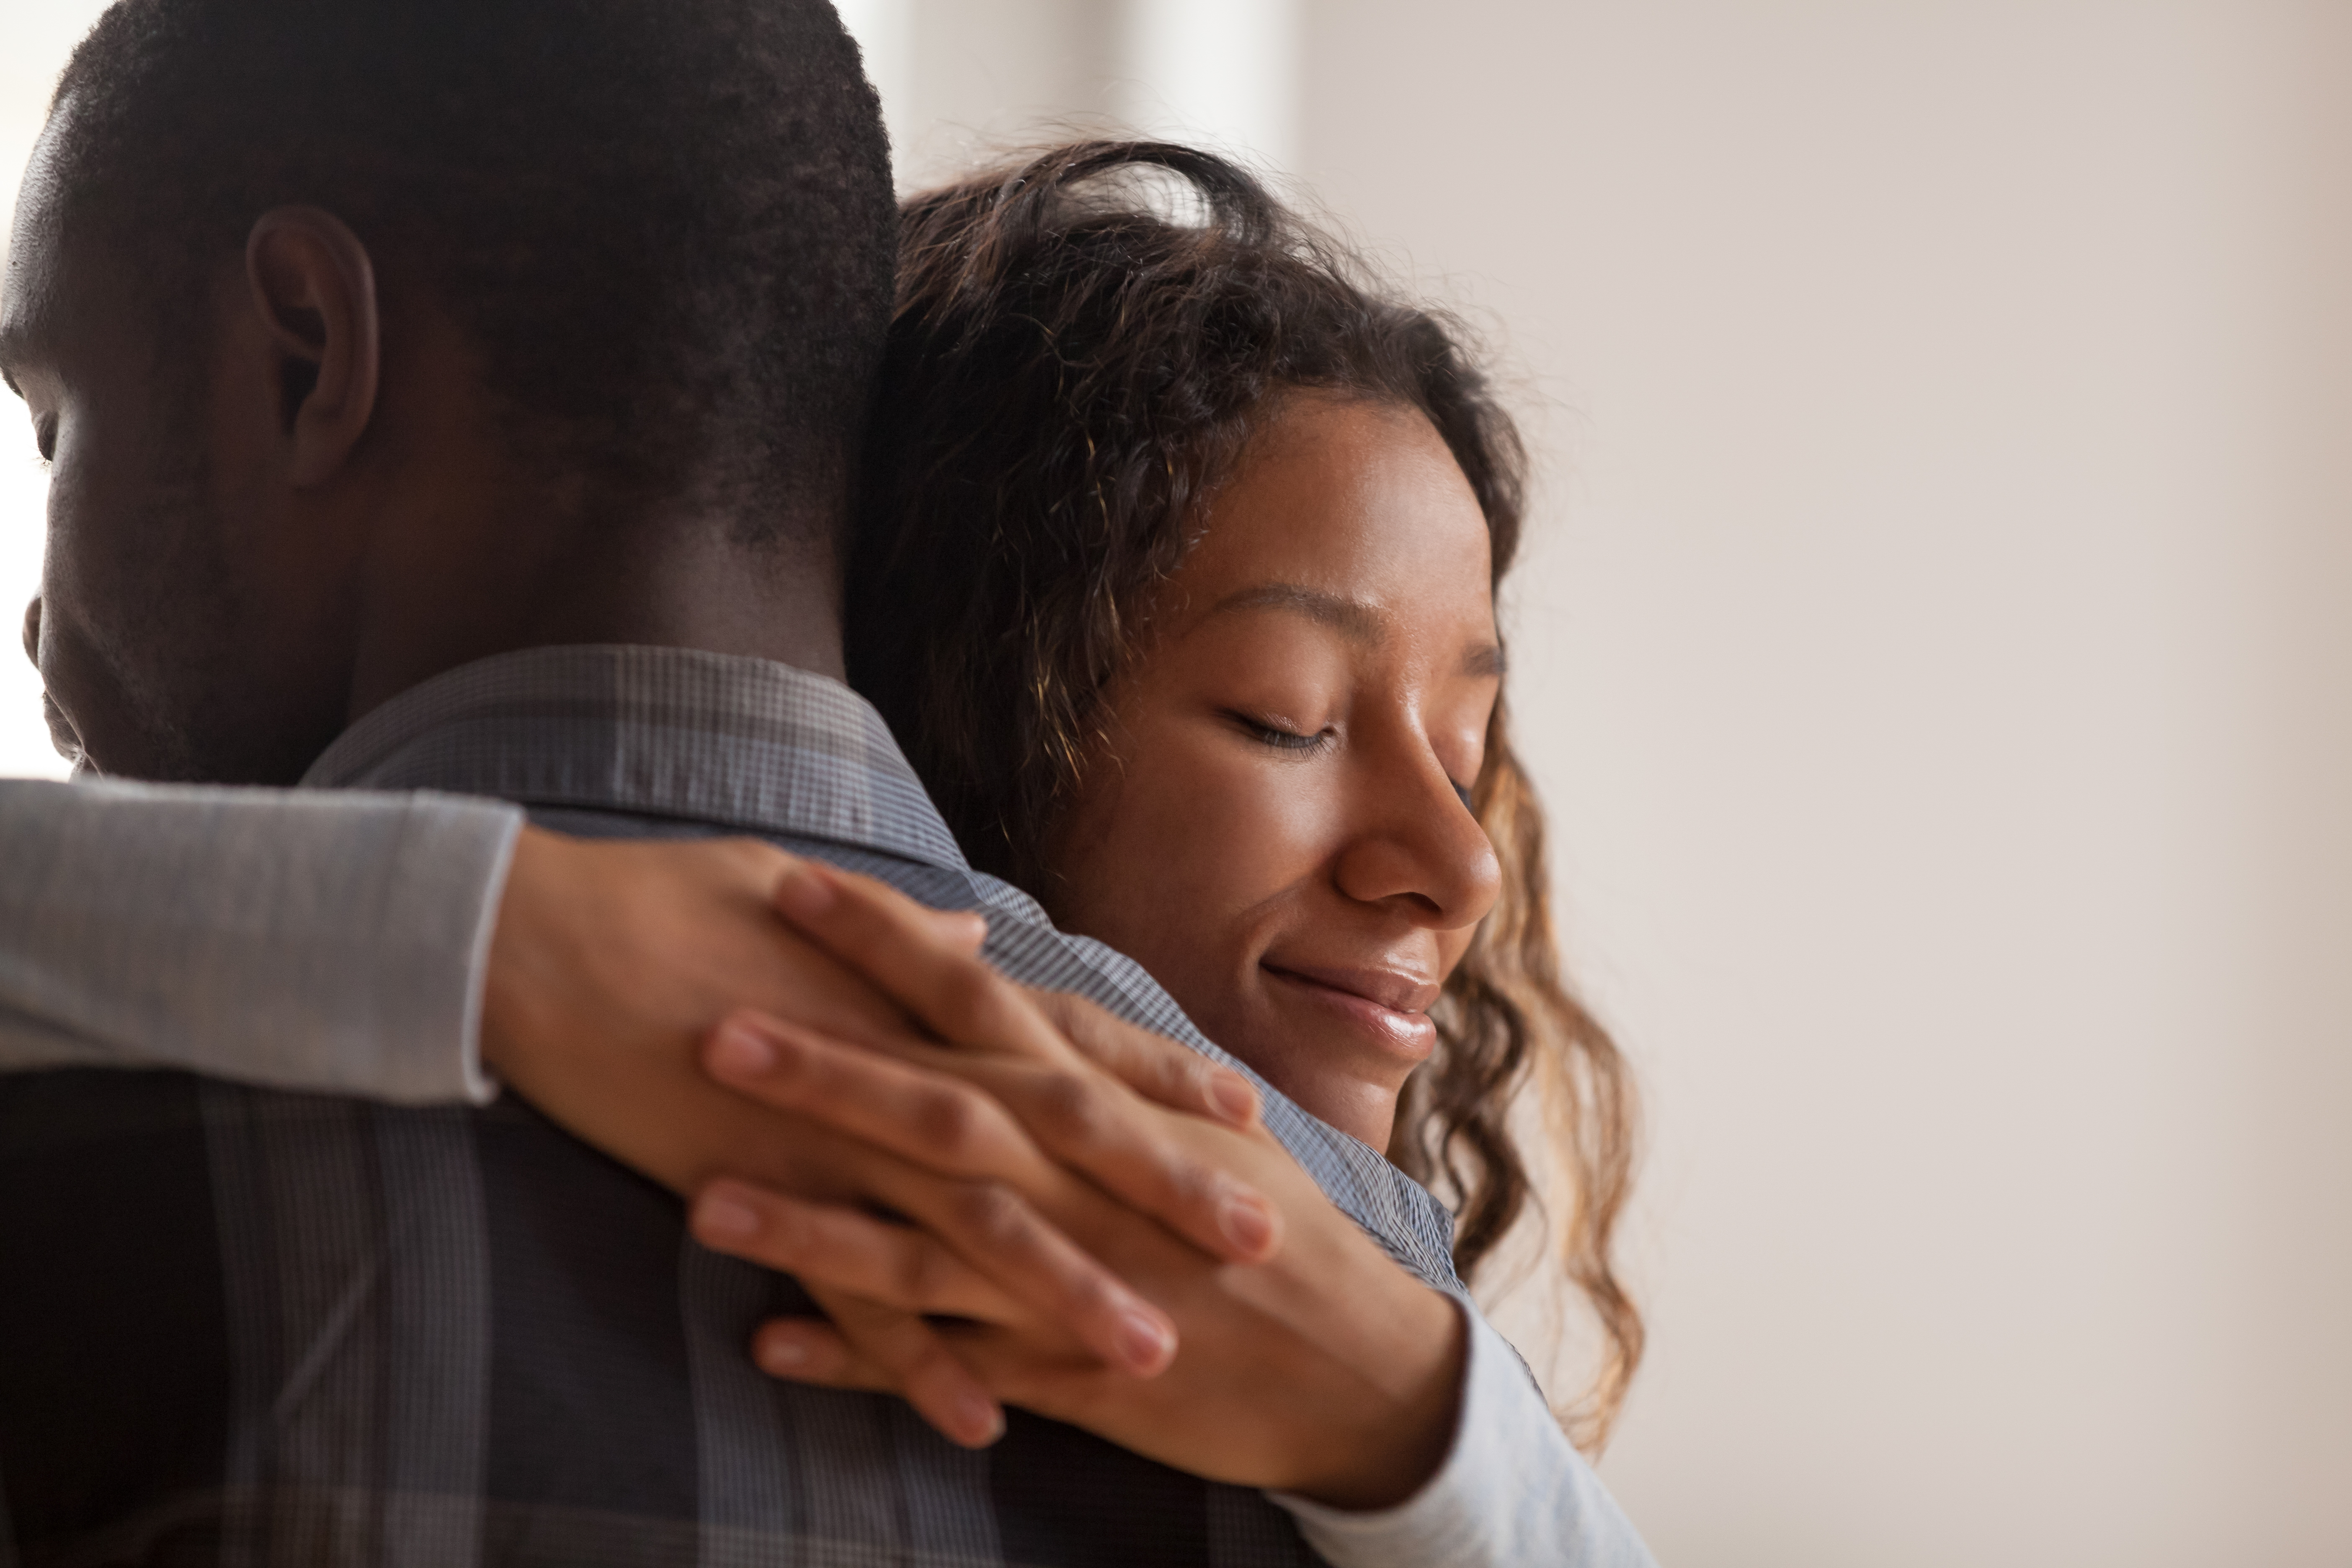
[1183,398,1494,618]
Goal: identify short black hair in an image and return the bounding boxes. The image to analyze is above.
[49,0,895,540]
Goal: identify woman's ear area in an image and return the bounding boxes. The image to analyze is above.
[242,205,380,487]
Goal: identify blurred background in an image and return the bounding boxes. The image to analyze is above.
[5,3,2349,1562]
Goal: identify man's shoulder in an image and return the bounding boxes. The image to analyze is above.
[526,805,1467,1293]
[531,805,1199,1042]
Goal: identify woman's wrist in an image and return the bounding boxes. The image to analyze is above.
[1281,1284,1469,1511]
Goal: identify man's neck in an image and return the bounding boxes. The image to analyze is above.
[340,493,846,734]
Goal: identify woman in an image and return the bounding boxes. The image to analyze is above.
[837,140,1642,1443]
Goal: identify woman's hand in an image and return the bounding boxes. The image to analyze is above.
[482,828,1280,1388]
[694,864,1473,1509]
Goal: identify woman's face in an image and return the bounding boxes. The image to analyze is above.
[1041,396,1504,1148]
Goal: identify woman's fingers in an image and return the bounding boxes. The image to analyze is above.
[704,1009,1280,1264]
[770,862,1082,1066]
[922,906,992,955]
[706,1012,1058,1188]
[689,1163,1176,1378]
[754,1318,888,1388]
[957,1056,1282,1264]
[1026,988,1262,1131]
[874,1170,1178,1378]
[792,1287,1005,1448]
[753,1314,1089,1421]
[689,1178,1022,1320]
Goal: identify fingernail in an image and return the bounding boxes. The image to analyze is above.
[1114,1308,1175,1373]
[707,1021,776,1080]
[1207,1070,1258,1126]
[931,908,988,949]
[758,1333,810,1373]
[1219,1192,1275,1258]
[773,864,836,921]
[953,1393,1005,1446]
[695,1189,761,1241]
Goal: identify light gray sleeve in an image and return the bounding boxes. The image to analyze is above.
[1269,1304,1658,1568]
[0,777,523,1104]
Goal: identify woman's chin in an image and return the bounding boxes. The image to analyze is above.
[1232,985,1422,1148]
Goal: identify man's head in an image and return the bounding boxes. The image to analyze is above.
[0,0,894,783]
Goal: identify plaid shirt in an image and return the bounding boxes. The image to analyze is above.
[0,645,1463,1568]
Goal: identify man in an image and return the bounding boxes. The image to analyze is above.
[0,1,1650,1563]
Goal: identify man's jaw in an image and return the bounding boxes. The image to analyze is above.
[39,688,83,769]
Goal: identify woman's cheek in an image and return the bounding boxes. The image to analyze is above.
[1047,726,1250,938]
[1175,743,1330,897]
[1085,735,1313,968]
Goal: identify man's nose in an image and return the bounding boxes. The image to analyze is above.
[21,596,39,668]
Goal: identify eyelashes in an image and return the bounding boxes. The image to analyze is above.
[1230,709,1480,812]
[1229,711,1333,754]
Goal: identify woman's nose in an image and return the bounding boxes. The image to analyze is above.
[1331,750,1502,932]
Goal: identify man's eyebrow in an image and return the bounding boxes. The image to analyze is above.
[1205,583,1387,643]
[1464,642,1507,679]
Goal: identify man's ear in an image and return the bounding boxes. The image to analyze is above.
[243,207,381,488]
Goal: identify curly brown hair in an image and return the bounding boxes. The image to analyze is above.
[845,141,1643,1446]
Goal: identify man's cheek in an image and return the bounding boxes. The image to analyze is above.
[33,593,134,777]
[23,596,81,764]
[38,456,143,668]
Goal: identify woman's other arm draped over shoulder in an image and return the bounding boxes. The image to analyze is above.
[0,778,519,1101]
[691,871,1662,1568]
[1272,1308,1657,1568]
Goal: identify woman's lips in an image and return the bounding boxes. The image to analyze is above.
[1259,961,1440,1061]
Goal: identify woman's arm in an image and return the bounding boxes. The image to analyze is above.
[0,783,1278,1377]
[683,867,1660,1566]
[1271,1308,1656,1568]
[698,999,1657,1566]
[0,778,519,1100]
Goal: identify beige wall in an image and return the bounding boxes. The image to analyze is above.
[4,4,2347,1561]
[1290,3,2352,1563]
[0,0,106,779]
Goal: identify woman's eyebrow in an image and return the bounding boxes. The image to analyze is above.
[1206,582,1386,642]
[1465,643,1507,678]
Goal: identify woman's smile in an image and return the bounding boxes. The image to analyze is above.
[1258,958,1442,1064]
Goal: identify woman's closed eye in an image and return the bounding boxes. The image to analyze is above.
[1228,710,1481,812]
[1226,710,1333,754]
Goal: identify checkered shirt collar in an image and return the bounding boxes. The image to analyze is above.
[303,644,968,870]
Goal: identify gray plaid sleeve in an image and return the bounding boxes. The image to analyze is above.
[0,779,521,1103]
